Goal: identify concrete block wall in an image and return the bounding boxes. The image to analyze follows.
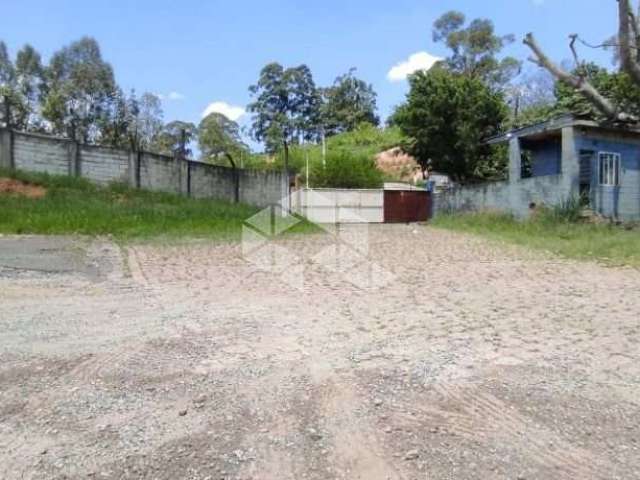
[80,145,130,185]
[0,127,288,208]
[189,162,236,200]
[239,169,287,208]
[433,174,569,219]
[13,132,71,176]
[138,152,180,194]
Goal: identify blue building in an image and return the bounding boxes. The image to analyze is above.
[437,115,640,221]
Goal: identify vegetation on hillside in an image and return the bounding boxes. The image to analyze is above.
[242,123,404,187]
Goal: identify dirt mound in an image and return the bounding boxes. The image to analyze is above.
[0,178,46,199]
[375,147,422,182]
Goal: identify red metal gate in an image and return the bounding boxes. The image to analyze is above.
[383,190,431,223]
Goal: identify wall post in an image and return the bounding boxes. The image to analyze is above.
[508,137,521,183]
[561,126,580,194]
[0,128,14,170]
[128,150,140,188]
[68,141,81,177]
[176,158,190,196]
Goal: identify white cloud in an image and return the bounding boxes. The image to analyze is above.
[387,51,442,82]
[201,101,246,121]
[156,91,185,101]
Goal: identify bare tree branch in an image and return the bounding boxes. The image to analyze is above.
[523,33,638,122]
[618,0,640,84]
[569,34,582,68]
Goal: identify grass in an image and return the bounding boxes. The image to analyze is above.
[0,168,317,241]
[431,210,640,268]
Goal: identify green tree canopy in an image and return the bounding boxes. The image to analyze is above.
[554,63,640,121]
[42,36,117,142]
[152,120,197,157]
[433,11,520,88]
[321,68,379,136]
[0,41,29,129]
[198,112,247,167]
[248,62,321,170]
[15,44,45,130]
[392,68,508,182]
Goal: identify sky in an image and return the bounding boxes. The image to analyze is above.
[1,0,620,149]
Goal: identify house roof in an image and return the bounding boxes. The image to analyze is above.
[486,114,640,145]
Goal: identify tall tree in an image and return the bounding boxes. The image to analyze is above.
[248,62,321,172]
[524,0,640,123]
[392,68,508,182]
[433,11,521,88]
[0,41,27,129]
[15,44,45,130]
[198,112,248,202]
[135,92,164,150]
[506,69,556,127]
[97,87,132,148]
[152,120,196,157]
[42,37,117,142]
[321,68,379,136]
[0,41,15,86]
[198,112,247,166]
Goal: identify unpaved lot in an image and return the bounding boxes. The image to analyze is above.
[1,225,639,480]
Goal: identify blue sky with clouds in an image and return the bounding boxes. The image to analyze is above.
[2,0,619,148]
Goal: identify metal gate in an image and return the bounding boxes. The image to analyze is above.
[383,190,431,223]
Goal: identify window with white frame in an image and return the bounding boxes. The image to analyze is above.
[598,152,621,186]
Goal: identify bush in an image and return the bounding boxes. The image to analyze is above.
[537,196,583,224]
[309,150,383,189]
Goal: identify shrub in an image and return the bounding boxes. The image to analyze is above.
[309,150,383,189]
[537,196,583,224]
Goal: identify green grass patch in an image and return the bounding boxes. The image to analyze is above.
[431,211,640,268]
[0,168,318,241]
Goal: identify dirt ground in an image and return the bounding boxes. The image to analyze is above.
[1,225,639,480]
[0,177,47,199]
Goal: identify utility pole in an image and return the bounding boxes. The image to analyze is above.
[305,145,310,188]
[321,128,326,168]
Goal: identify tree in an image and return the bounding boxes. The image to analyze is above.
[42,37,118,142]
[15,44,45,130]
[392,68,508,182]
[135,92,164,150]
[0,41,15,87]
[152,120,196,157]
[524,0,640,123]
[433,11,521,87]
[0,41,27,129]
[248,62,321,173]
[506,69,556,127]
[198,112,248,202]
[553,63,640,121]
[321,68,379,135]
[198,112,247,166]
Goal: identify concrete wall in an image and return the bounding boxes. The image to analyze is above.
[80,144,130,185]
[13,131,71,176]
[292,188,384,223]
[0,127,287,208]
[189,161,236,201]
[434,174,569,218]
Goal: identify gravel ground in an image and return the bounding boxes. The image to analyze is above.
[1,225,639,480]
